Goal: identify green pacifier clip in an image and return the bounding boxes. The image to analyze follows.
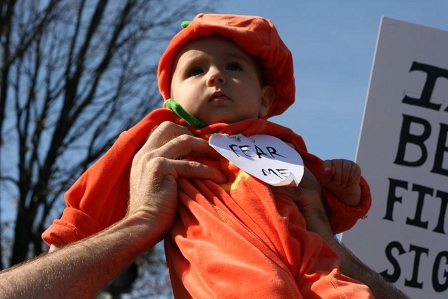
[166,98,207,128]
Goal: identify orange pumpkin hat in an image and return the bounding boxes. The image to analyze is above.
[157,13,295,118]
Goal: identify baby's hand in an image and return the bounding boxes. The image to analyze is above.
[321,159,361,207]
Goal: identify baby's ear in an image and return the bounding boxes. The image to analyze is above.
[259,85,275,118]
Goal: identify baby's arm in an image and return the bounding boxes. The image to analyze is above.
[321,159,361,207]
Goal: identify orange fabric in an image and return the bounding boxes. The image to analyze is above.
[158,13,295,118]
[42,108,372,298]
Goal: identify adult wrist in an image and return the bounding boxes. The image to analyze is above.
[124,211,171,246]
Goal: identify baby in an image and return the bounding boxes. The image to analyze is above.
[43,13,373,298]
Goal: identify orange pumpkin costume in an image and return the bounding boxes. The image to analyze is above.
[43,14,374,298]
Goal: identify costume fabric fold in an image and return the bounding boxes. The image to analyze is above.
[42,108,373,298]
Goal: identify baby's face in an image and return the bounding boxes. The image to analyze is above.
[170,35,274,125]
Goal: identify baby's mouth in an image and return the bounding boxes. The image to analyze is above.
[209,91,230,102]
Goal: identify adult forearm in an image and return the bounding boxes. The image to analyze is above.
[0,214,160,299]
[327,238,411,299]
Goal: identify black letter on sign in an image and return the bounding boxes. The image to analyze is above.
[433,251,448,292]
[434,190,448,234]
[402,61,448,111]
[405,244,428,289]
[262,168,282,179]
[266,146,286,159]
[229,144,241,157]
[394,114,431,167]
[405,184,432,229]
[380,241,406,283]
[384,178,408,221]
[431,123,448,177]
[255,145,269,159]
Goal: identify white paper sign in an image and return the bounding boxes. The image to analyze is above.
[342,17,448,298]
[209,134,304,186]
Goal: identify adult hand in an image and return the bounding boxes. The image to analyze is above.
[272,167,334,241]
[128,121,226,237]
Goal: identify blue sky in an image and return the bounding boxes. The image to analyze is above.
[218,1,448,161]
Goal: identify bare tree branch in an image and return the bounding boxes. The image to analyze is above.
[1,0,214,295]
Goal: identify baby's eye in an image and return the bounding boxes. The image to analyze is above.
[188,67,203,77]
[226,62,242,71]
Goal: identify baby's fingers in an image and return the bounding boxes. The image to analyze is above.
[322,159,341,186]
[334,159,361,186]
[346,162,362,186]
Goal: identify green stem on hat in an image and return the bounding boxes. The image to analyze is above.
[166,98,207,128]
[181,21,190,28]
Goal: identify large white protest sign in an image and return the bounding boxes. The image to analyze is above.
[342,17,448,298]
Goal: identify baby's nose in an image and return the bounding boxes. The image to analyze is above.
[207,69,226,86]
